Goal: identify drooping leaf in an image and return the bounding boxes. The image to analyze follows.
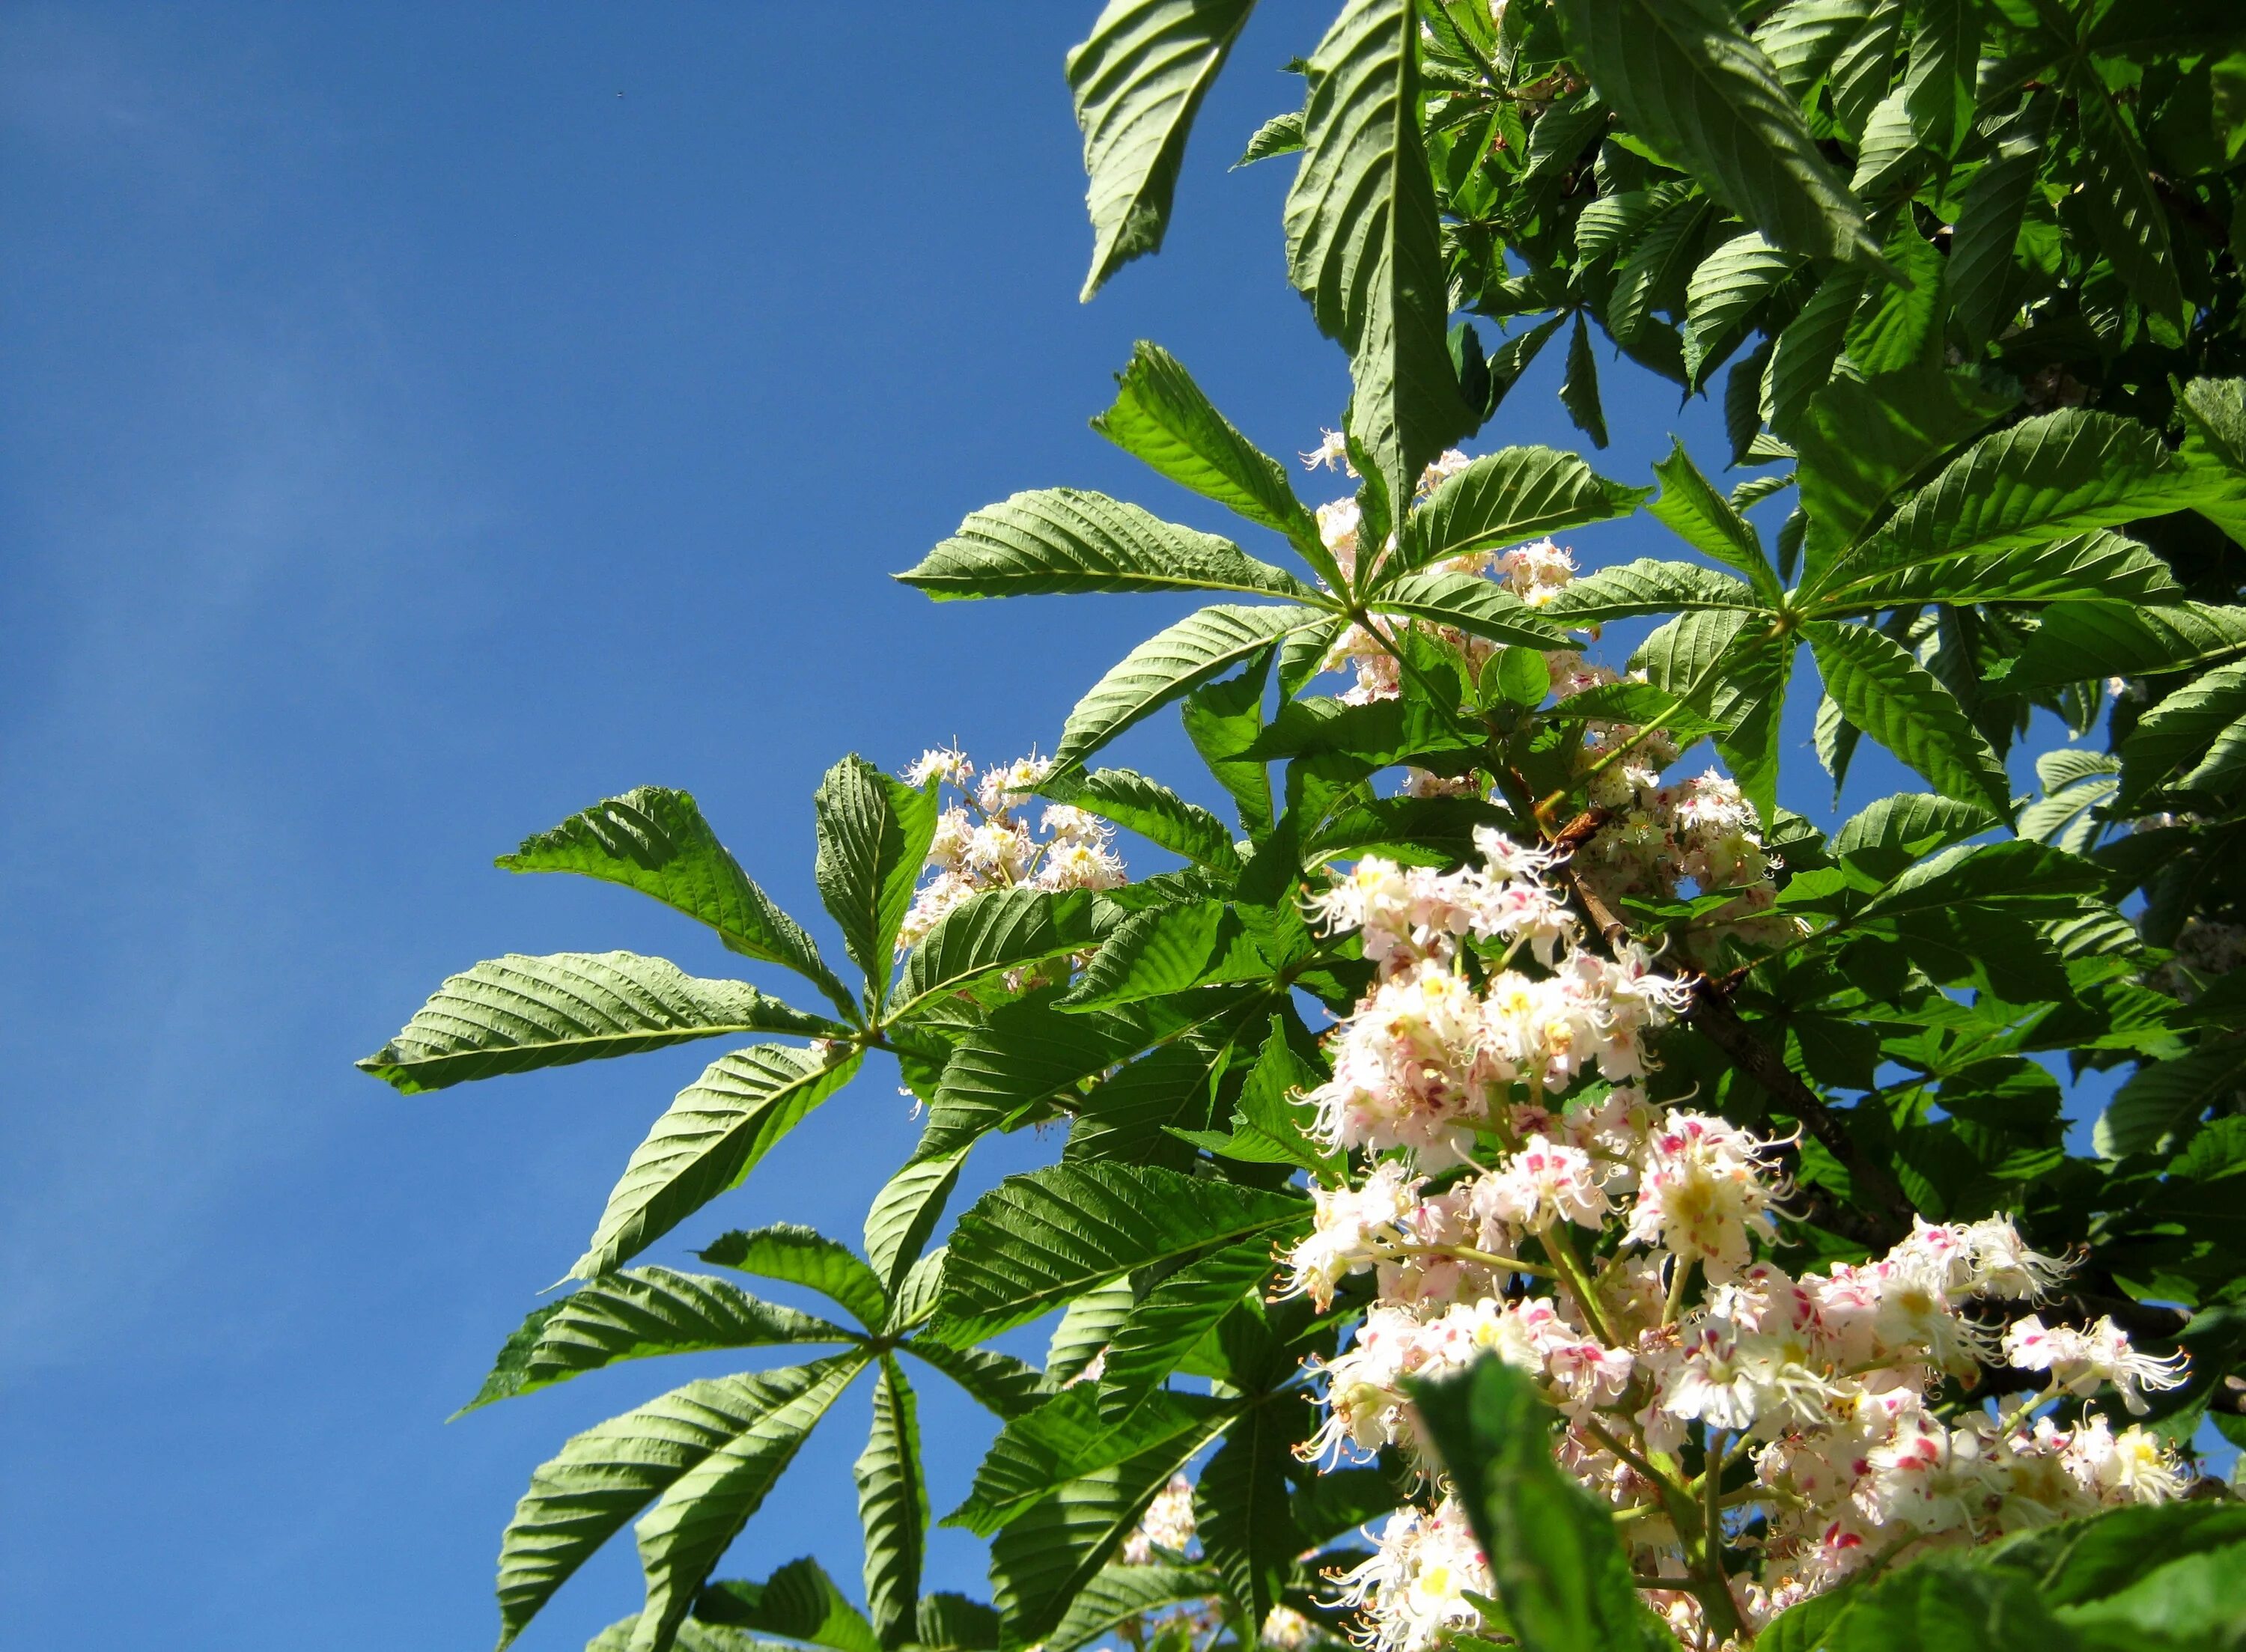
[1805,619,2012,814]
[900,489,1315,603]
[931,1162,1306,1344]
[1395,446,1648,576]
[1284,0,1473,505]
[1557,310,1608,449]
[697,1224,890,1333]
[357,952,839,1095]
[1552,0,1879,266]
[494,1356,865,1650]
[1765,268,1864,442]
[460,1268,853,1414]
[627,1358,868,1652]
[1842,218,1941,374]
[2072,72,2189,345]
[1412,1358,1673,1652]
[1068,0,1257,300]
[1951,97,2050,350]
[499,787,850,1013]
[693,1555,881,1652]
[572,1044,865,1280]
[1053,604,1327,781]
[814,757,940,996]
[1682,231,1796,387]
[855,1354,927,1647]
[1181,646,1276,833]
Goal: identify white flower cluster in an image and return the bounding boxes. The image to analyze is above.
[1285,843,2193,1652]
[1120,1472,1199,1567]
[1300,832,1693,1170]
[895,749,1126,952]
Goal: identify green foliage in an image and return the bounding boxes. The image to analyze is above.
[370,7,2246,1650]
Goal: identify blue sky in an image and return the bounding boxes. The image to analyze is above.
[0,6,2140,1649]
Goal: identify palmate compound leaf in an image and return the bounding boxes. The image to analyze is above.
[898,488,1316,603]
[930,1162,1306,1344]
[1283,0,1473,505]
[887,888,1110,1022]
[628,1357,871,1652]
[854,1353,926,1648]
[357,951,842,1094]
[571,1044,865,1281]
[457,1266,855,1415]
[1088,341,1326,572]
[1805,619,2012,816]
[1050,603,1330,782]
[1805,410,2213,610]
[494,1354,865,1650]
[1552,0,1880,269]
[1389,445,1652,579]
[1068,0,1257,302]
[499,786,853,1016]
[814,756,939,999]
[1411,1358,1673,1652]
[696,1223,890,1334]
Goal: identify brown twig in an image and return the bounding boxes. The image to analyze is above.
[1687,978,1914,1245]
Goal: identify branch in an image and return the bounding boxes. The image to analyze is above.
[1687,978,1914,1245]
